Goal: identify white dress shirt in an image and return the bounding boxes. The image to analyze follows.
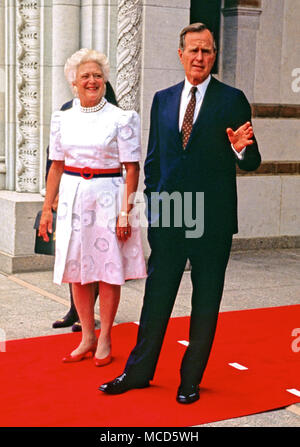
[179,76,211,130]
[179,75,245,159]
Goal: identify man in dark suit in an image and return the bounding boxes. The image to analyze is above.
[99,23,261,403]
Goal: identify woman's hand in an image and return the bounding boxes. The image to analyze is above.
[38,208,54,242]
[226,121,254,152]
[116,161,140,242]
[51,194,59,212]
[38,161,64,242]
[116,212,131,242]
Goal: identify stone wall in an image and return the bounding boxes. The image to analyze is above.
[0,0,299,273]
[229,0,300,248]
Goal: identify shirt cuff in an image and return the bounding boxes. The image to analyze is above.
[231,144,246,160]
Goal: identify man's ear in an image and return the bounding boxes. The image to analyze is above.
[178,48,183,64]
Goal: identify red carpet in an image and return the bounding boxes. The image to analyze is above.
[1,305,300,427]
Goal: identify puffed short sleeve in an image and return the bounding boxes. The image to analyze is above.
[117,110,142,163]
[49,111,65,160]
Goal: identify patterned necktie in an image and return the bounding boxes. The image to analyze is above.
[181,86,197,149]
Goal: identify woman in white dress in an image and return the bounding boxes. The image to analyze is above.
[39,49,146,366]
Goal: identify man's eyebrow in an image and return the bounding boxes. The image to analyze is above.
[188,44,213,51]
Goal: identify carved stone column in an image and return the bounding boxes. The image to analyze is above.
[52,0,80,111]
[0,3,5,189]
[4,1,16,191]
[15,0,40,193]
[116,0,143,112]
[0,1,81,273]
[221,0,262,101]
[81,0,109,54]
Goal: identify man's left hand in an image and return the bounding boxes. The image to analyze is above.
[226,121,254,152]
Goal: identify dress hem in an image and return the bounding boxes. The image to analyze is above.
[54,273,147,287]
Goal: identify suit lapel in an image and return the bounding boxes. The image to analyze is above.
[163,78,220,150]
[185,77,220,149]
[166,82,184,146]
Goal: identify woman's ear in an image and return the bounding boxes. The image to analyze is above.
[72,82,78,97]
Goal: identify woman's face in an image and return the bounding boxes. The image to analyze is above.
[73,61,105,107]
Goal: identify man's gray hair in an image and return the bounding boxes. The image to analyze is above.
[179,22,217,52]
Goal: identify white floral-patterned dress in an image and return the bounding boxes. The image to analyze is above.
[49,98,147,285]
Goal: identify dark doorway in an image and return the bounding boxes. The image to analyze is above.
[190,0,221,73]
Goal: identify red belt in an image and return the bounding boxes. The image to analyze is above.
[64,166,122,180]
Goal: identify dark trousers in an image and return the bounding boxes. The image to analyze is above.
[124,227,232,385]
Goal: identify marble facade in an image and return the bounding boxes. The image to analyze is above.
[0,0,299,273]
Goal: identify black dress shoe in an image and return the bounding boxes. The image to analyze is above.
[52,310,78,328]
[71,321,82,332]
[176,384,200,404]
[98,373,150,395]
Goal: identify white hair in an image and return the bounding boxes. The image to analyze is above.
[64,48,110,96]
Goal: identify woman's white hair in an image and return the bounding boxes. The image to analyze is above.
[64,48,110,96]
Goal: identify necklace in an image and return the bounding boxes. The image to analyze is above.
[80,97,106,113]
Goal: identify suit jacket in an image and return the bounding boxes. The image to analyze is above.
[144,76,261,236]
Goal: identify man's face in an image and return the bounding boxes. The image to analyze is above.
[178,30,216,85]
